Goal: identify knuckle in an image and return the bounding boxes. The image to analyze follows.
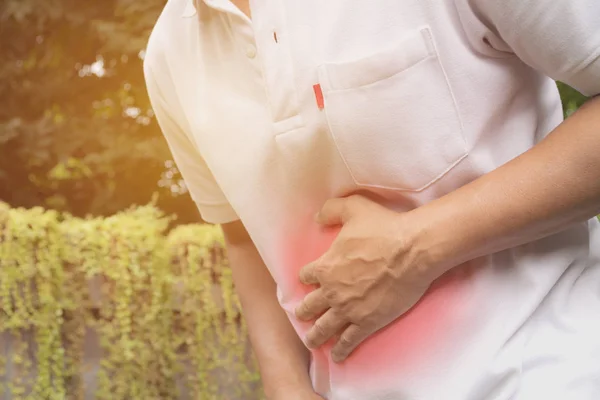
[323,288,338,303]
[338,334,353,348]
[313,320,327,336]
[296,303,309,319]
[313,260,329,279]
[336,303,355,320]
[346,306,368,323]
[332,347,349,363]
[306,324,327,348]
[312,265,324,279]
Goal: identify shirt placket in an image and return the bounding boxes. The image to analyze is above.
[202,0,258,57]
[201,0,303,132]
[250,0,303,133]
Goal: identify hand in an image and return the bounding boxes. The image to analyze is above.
[295,195,442,363]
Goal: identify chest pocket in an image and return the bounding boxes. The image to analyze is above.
[317,26,468,192]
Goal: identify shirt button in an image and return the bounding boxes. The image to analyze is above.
[246,44,257,59]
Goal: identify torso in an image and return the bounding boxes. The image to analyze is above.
[146,1,600,398]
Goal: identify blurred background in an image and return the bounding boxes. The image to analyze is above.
[0,0,201,226]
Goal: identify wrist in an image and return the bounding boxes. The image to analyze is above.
[402,204,460,280]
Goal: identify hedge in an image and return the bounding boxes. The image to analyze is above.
[0,202,263,400]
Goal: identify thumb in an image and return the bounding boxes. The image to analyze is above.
[315,197,352,226]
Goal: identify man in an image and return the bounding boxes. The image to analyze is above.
[143,0,600,399]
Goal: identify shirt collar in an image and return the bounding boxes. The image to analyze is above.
[181,0,203,18]
[181,0,242,19]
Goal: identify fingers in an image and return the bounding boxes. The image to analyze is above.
[331,324,370,363]
[305,308,348,349]
[295,288,329,321]
[299,261,320,285]
[315,197,351,226]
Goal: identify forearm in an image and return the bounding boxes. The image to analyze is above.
[224,238,312,398]
[415,96,600,275]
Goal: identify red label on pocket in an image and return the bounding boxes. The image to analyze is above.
[313,84,324,110]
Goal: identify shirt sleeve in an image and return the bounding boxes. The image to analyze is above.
[454,0,600,96]
[143,62,239,224]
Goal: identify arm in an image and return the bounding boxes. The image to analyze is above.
[418,95,600,276]
[422,0,600,274]
[295,96,600,362]
[221,221,321,399]
[143,58,318,397]
[295,0,600,361]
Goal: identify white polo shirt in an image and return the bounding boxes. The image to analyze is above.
[144,1,600,399]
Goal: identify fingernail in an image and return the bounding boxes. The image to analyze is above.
[295,305,307,320]
[296,312,307,321]
[305,338,315,349]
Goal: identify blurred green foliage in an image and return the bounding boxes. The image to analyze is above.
[557,81,589,117]
[0,201,263,399]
